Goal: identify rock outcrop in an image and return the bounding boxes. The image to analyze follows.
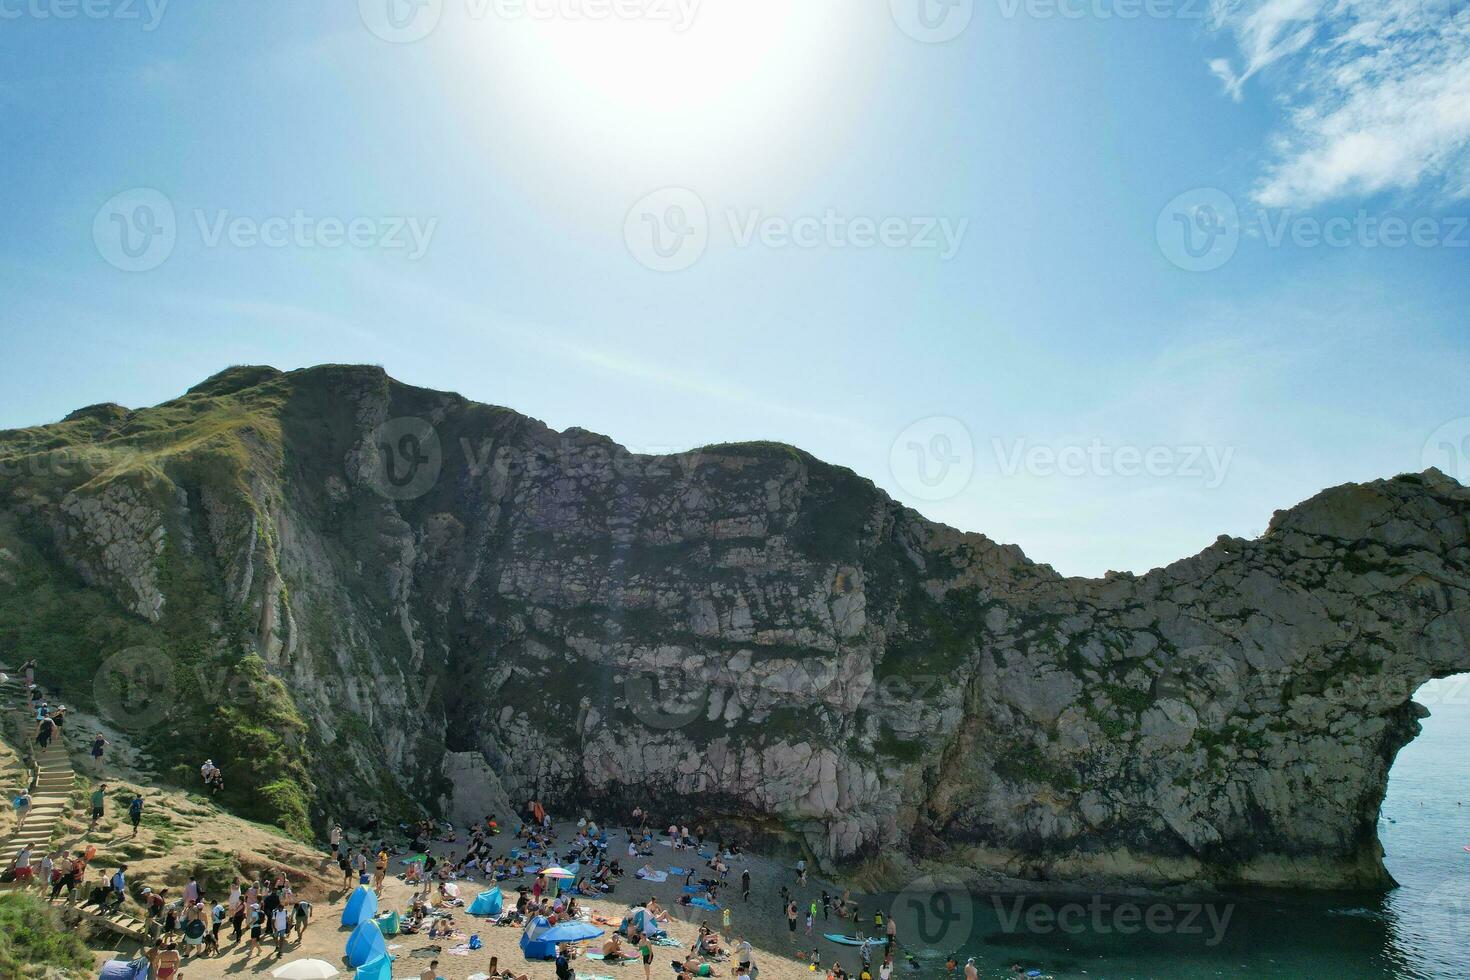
[1,363,1466,891]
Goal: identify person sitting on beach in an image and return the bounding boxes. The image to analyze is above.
[603,934,633,961]
[487,955,529,980]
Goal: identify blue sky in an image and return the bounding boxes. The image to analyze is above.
[1,0,1467,577]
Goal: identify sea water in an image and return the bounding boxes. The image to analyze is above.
[870,678,1470,979]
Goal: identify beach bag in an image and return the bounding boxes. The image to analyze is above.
[469,935,482,950]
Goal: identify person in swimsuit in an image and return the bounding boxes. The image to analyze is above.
[155,942,181,980]
[639,932,654,980]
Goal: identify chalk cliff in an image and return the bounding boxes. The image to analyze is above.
[2,364,1465,890]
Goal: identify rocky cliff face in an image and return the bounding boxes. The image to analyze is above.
[2,364,1466,891]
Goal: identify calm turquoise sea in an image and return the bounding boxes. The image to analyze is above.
[870,679,1470,979]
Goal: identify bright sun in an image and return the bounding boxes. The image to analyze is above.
[449,0,872,187]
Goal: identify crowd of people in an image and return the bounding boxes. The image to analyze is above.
[1,661,964,980]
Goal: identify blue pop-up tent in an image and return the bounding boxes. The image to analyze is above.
[341,885,379,927]
[520,915,558,960]
[469,888,504,917]
[98,960,150,980]
[620,906,666,938]
[346,919,389,968]
[355,955,394,980]
[540,921,604,943]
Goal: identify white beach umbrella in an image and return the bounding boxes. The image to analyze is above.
[271,959,340,980]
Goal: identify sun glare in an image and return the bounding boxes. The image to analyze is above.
[451,0,871,186]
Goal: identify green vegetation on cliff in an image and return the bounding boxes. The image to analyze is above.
[0,893,94,977]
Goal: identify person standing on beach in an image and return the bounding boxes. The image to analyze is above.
[373,848,389,894]
[786,900,798,945]
[795,858,806,885]
[821,891,830,921]
[639,931,654,980]
[741,869,750,902]
[128,793,144,836]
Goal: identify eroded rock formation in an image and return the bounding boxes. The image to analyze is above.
[1,364,1466,890]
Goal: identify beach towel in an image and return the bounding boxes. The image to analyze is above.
[668,867,687,875]
[637,870,669,882]
[681,885,705,894]
[689,898,719,911]
[653,937,683,948]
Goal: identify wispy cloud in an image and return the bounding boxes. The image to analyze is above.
[1210,0,1470,207]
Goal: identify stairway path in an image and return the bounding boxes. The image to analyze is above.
[0,669,149,941]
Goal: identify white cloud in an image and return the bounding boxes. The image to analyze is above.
[1210,0,1470,206]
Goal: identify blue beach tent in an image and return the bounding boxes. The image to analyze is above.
[469,888,505,916]
[355,955,395,980]
[341,884,378,927]
[520,915,558,960]
[346,919,389,968]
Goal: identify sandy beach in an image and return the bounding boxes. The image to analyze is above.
[88,818,911,980]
